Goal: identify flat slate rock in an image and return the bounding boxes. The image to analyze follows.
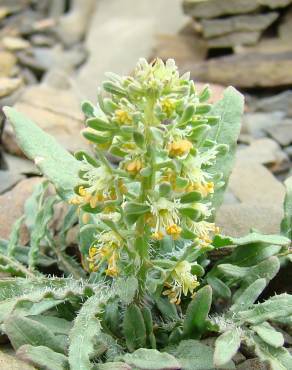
[183,0,292,18]
[252,90,292,116]
[242,111,285,138]
[200,12,278,38]
[186,48,292,87]
[207,30,261,48]
[265,120,292,146]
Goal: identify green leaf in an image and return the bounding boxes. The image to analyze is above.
[95,363,131,370]
[214,329,241,367]
[124,202,150,225]
[252,334,292,370]
[124,348,180,370]
[281,176,292,240]
[207,276,231,299]
[87,117,116,132]
[208,87,244,212]
[68,290,112,370]
[141,306,156,349]
[123,304,146,352]
[16,345,69,370]
[217,264,250,278]
[231,232,290,247]
[3,107,82,200]
[252,322,284,348]
[115,276,138,305]
[179,191,202,204]
[155,297,179,321]
[4,315,65,353]
[28,315,72,335]
[183,285,212,339]
[7,216,25,257]
[230,278,267,312]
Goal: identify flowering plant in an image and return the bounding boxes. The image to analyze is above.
[2,59,292,370]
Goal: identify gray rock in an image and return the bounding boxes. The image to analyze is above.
[201,12,278,39]
[183,0,292,18]
[0,77,22,98]
[265,120,292,146]
[228,161,285,206]
[216,203,283,237]
[279,6,292,41]
[252,90,292,117]
[236,358,269,370]
[284,145,292,159]
[207,31,261,48]
[0,51,18,78]
[242,111,285,138]
[236,138,288,166]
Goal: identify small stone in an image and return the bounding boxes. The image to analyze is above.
[0,7,9,20]
[236,358,269,370]
[29,33,55,47]
[228,161,285,206]
[279,6,292,41]
[236,138,288,166]
[252,90,292,117]
[0,77,22,98]
[3,84,91,156]
[242,111,285,138]
[216,203,283,237]
[0,349,35,370]
[183,0,292,18]
[284,145,292,159]
[207,31,261,48]
[2,36,30,51]
[200,12,279,39]
[265,120,292,146]
[232,351,246,365]
[0,51,17,77]
[0,177,43,245]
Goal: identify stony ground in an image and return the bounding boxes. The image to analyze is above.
[0,1,292,369]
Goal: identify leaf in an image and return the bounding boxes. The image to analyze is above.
[123,304,146,352]
[231,232,290,247]
[7,216,25,257]
[239,294,292,325]
[207,276,231,299]
[217,264,250,278]
[214,330,241,367]
[230,243,281,267]
[124,348,180,370]
[208,87,244,212]
[155,297,179,321]
[4,315,65,353]
[166,339,235,370]
[252,334,292,370]
[95,363,131,370]
[115,276,138,305]
[252,322,284,348]
[28,315,72,335]
[16,345,69,370]
[230,278,267,312]
[3,107,82,200]
[281,175,292,240]
[68,290,111,370]
[183,285,212,339]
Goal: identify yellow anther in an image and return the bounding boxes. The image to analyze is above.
[152,231,164,240]
[115,109,132,125]
[166,224,182,240]
[161,98,175,117]
[168,139,192,157]
[126,159,142,174]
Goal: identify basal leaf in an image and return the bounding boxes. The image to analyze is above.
[214,330,241,367]
[4,107,83,200]
[124,348,180,370]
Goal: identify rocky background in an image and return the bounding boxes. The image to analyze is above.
[0,1,292,367]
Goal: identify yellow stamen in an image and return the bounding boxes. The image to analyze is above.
[168,139,192,157]
[152,231,164,240]
[166,224,182,240]
[115,109,132,125]
[82,213,90,224]
[126,159,142,174]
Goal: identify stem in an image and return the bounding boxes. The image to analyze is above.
[0,253,38,279]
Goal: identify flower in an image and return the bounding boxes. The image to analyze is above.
[163,260,199,304]
[125,158,143,174]
[168,139,192,157]
[166,224,182,240]
[88,231,123,276]
[161,98,176,117]
[187,220,218,247]
[115,109,132,125]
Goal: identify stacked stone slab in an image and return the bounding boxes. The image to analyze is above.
[182,0,292,87]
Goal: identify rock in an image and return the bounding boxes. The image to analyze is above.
[0,177,43,245]
[153,24,207,70]
[284,145,292,159]
[55,0,96,46]
[185,48,292,87]
[252,90,292,117]
[0,154,37,194]
[17,45,87,73]
[200,12,279,38]
[242,111,285,138]
[0,349,35,370]
[2,36,30,51]
[279,6,292,41]
[183,0,292,18]
[3,84,90,156]
[232,351,246,365]
[236,138,288,167]
[216,203,283,237]
[0,7,9,20]
[228,161,285,206]
[0,77,22,98]
[236,358,268,370]
[207,31,261,48]
[42,68,73,90]
[0,51,18,77]
[265,120,292,146]
[29,33,55,47]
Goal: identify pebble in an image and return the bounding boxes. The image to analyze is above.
[0,77,22,98]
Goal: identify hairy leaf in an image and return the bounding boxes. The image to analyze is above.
[281,175,292,240]
[230,278,267,312]
[124,348,180,370]
[252,322,284,348]
[123,304,146,352]
[214,329,241,367]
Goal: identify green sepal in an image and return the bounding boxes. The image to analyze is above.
[198,86,211,102]
[179,207,201,221]
[179,104,195,126]
[103,81,127,97]
[124,202,150,225]
[159,182,172,197]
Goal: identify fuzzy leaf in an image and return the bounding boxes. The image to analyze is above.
[281,176,292,240]
[16,345,69,370]
[230,278,267,312]
[4,315,65,353]
[207,276,231,299]
[123,304,146,352]
[28,315,72,335]
[115,276,138,305]
[183,285,212,339]
[124,348,180,370]
[4,107,83,199]
[252,322,284,348]
[68,290,111,370]
[231,232,290,247]
[214,330,241,367]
